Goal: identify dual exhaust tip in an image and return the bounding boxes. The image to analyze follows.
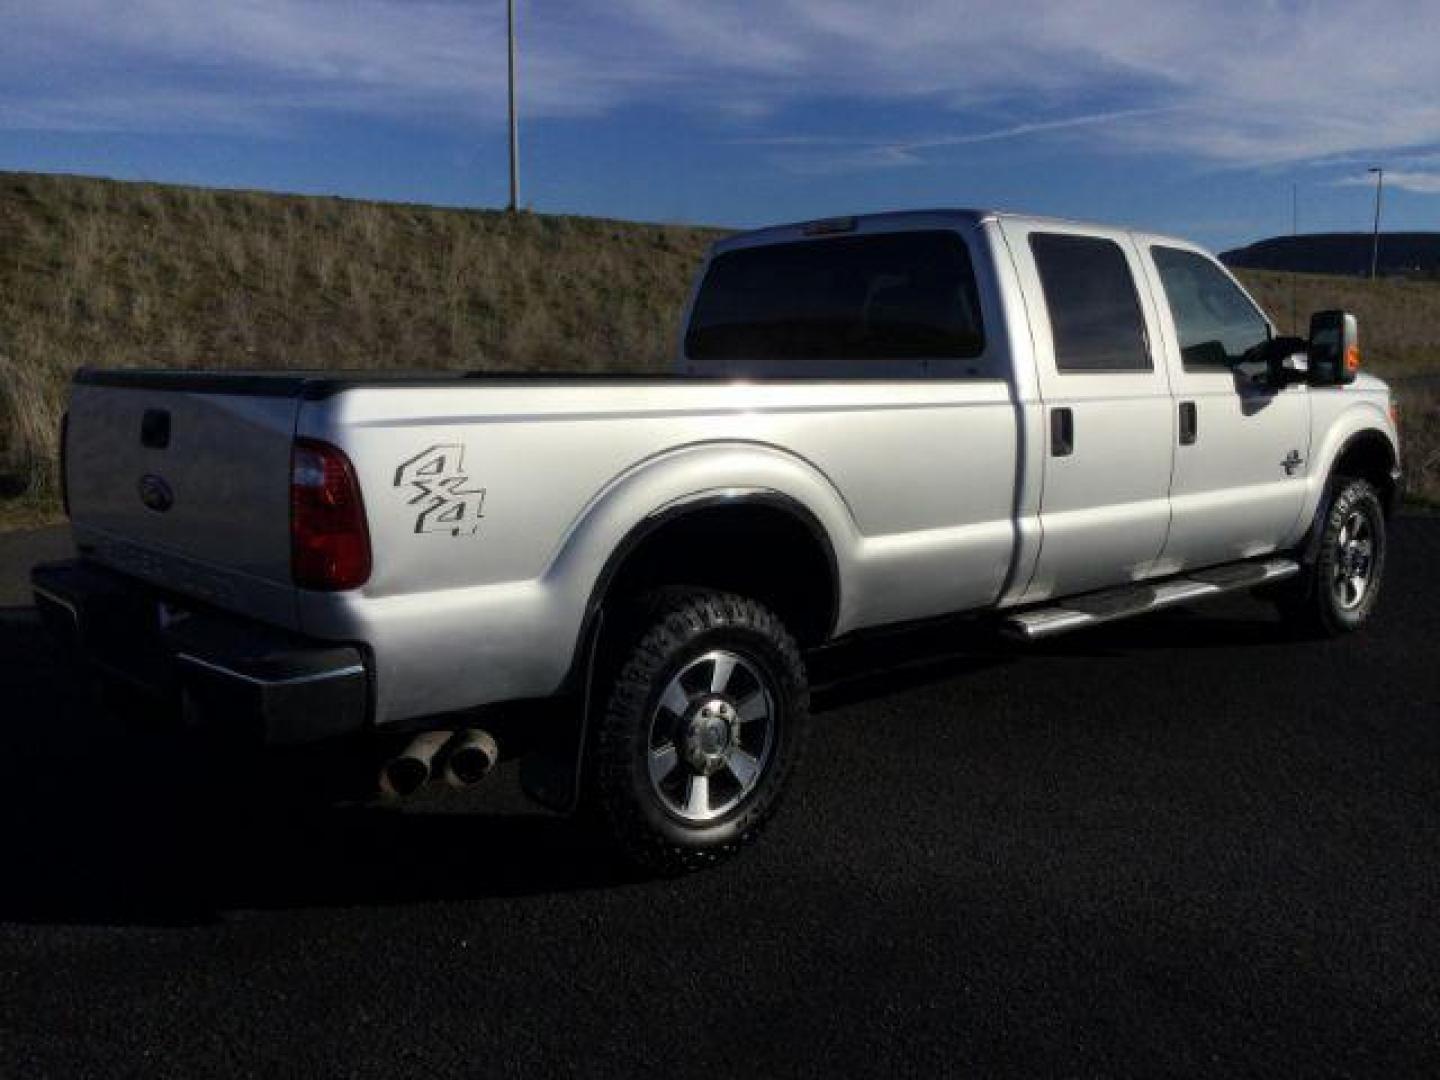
[379,728,499,800]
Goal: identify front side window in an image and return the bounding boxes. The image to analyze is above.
[685,231,985,364]
[1030,233,1151,373]
[1151,246,1270,371]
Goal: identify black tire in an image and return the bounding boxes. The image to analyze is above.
[1275,476,1386,637]
[586,589,808,875]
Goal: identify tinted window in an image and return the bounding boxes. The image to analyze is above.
[1151,246,1270,370]
[685,231,985,363]
[1030,233,1150,372]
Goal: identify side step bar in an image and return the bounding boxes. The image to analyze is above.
[1001,558,1300,641]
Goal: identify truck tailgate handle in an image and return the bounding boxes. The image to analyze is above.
[1050,407,1074,457]
[1179,401,1198,445]
[141,408,171,449]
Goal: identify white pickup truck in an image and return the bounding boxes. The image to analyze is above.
[34,209,1401,872]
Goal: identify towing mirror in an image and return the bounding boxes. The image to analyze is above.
[1268,347,1309,388]
[1251,335,1309,389]
[1308,310,1360,385]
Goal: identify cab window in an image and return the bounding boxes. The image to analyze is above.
[685,231,985,365]
[1030,233,1151,373]
[1151,246,1270,371]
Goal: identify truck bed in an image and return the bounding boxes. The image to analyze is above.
[64,367,1024,722]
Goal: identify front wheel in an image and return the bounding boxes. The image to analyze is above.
[1275,476,1387,636]
[586,589,809,875]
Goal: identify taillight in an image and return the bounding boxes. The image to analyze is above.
[59,411,70,517]
[291,438,371,591]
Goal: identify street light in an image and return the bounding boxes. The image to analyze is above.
[507,0,520,213]
[1368,166,1384,280]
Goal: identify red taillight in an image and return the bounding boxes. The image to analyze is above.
[291,438,371,591]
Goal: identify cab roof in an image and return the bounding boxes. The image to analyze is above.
[714,208,1196,255]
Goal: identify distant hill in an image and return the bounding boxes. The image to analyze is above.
[1221,233,1440,278]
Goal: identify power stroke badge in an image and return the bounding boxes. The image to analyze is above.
[394,444,486,536]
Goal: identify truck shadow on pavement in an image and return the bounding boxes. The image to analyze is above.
[0,597,1300,927]
[0,604,639,926]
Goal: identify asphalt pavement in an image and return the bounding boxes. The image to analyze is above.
[1,520,1437,1077]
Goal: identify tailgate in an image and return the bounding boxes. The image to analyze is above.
[65,374,303,629]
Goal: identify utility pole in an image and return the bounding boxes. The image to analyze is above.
[1368,166,1384,280]
[1291,181,1299,332]
[507,0,520,212]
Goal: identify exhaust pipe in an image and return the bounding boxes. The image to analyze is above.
[378,730,451,800]
[440,728,499,789]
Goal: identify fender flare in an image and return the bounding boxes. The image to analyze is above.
[1296,410,1400,562]
[544,440,857,663]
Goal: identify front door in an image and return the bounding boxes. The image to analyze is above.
[1000,221,1176,601]
[1139,243,1311,573]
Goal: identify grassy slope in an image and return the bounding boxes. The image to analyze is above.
[0,171,715,510]
[0,170,1435,522]
[1240,269,1440,375]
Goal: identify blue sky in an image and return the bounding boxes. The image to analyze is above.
[3,0,1439,251]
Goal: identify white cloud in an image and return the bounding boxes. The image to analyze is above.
[742,107,1180,175]
[1,0,1439,181]
[1337,170,1440,195]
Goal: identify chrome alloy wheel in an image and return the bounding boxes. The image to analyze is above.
[647,649,775,823]
[1332,508,1376,611]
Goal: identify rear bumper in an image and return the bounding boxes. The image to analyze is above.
[32,559,369,745]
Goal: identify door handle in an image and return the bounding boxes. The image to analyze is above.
[1050,407,1074,457]
[1178,401,1197,445]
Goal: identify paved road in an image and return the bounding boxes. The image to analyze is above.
[1,521,1438,1077]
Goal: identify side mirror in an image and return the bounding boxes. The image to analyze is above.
[1308,310,1360,385]
[1267,348,1309,389]
[1249,335,1308,389]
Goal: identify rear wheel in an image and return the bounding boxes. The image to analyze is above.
[1275,476,1386,636]
[586,589,808,875]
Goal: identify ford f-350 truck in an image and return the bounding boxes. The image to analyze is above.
[33,210,1401,872]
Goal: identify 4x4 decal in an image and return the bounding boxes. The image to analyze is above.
[394,444,486,536]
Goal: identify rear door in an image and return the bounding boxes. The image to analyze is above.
[1000,220,1175,600]
[1139,243,1311,572]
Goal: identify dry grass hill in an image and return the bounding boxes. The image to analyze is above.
[0,171,1435,526]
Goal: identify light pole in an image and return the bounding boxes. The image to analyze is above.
[507,0,520,213]
[1368,166,1384,280]
[1291,181,1299,332]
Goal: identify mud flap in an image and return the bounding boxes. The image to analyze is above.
[518,610,605,814]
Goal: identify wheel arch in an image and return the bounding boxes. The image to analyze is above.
[1330,428,1401,517]
[544,441,856,689]
[589,489,841,648]
[1297,416,1400,562]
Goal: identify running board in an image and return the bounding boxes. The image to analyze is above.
[1001,558,1300,641]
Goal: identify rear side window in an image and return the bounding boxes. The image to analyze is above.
[1150,245,1270,370]
[1030,233,1151,372]
[685,231,985,364]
